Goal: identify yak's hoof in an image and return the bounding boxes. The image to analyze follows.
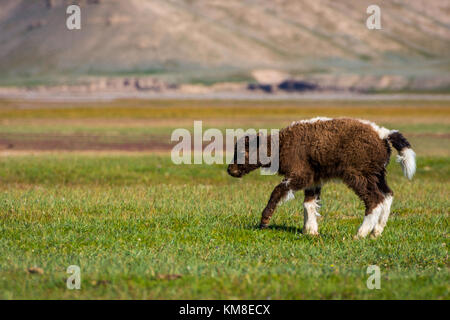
[259,223,269,229]
[302,226,319,236]
[370,227,383,238]
[303,230,319,236]
[370,231,382,239]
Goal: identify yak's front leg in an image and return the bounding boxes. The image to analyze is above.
[259,175,312,229]
[259,180,292,229]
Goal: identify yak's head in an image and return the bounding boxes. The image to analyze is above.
[227,134,271,178]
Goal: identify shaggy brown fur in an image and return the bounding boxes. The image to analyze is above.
[227,118,416,238]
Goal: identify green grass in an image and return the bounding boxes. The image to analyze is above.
[0,154,448,299]
[0,98,448,299]
[1,99,449,119]
[0,121,449,135]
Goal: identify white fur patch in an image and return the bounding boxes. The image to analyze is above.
[356,202,383,238]
[281,189,295,203]
[303,198,320,235]
[372,195,393,237]
[397,148,416,180]
[381,195,393,222]
[290,117,332,127]
[304,199,320,216]
[357,119,394,140]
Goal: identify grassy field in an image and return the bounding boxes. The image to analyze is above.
[0,99,448,299]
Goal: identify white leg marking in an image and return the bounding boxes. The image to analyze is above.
[280,179,295,204]
[372,195,393,237]
[356,202,383,238]
[281,189,295,204]
[303,198,320,235]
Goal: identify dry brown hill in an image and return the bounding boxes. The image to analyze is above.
[0,0,449,87]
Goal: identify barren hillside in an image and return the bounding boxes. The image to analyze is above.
[0,0,449,86]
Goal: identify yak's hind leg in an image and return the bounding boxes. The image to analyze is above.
[372,172,394,237]
[303,187,321,235]
[344,175,385,238]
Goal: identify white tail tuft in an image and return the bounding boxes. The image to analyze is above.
[396,148,416,180]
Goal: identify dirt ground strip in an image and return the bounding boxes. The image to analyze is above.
[0,132,448,152]
[0,133,172,151]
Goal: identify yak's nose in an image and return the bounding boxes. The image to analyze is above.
[227,165,240,177]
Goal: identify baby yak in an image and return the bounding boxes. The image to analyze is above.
[227,117,416,238]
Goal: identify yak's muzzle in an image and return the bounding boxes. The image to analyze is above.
[227,164,243,178]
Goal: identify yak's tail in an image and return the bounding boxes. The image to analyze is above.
[387,131,416,180]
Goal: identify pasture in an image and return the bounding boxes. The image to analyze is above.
[0,98,448,299]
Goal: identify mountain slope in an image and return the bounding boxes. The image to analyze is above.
[0,0,449,84]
